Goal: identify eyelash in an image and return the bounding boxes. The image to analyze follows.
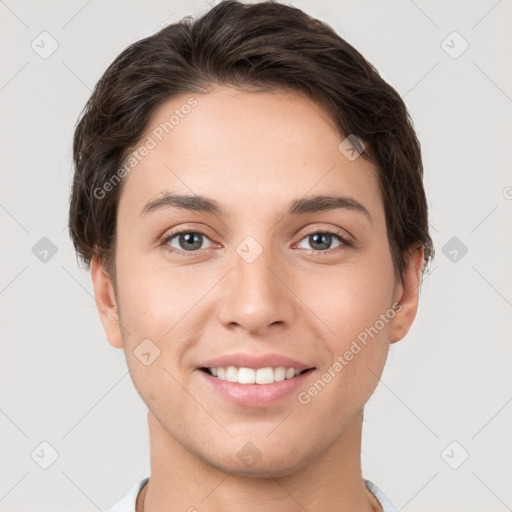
[161,228,353,256]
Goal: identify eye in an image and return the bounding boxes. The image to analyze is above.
[163,231,215,254]
[296,230,350,252]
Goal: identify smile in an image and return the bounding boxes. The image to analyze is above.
[200,366,313,384]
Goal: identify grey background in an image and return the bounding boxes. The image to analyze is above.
[1,0,511,510]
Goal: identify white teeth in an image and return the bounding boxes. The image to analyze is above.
[206,366,308,384]
[255,367,274,384]
[226,366,238,383]
[274,366,286,382]
[238,367,256,384]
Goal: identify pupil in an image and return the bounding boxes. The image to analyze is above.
[311,233,331,250]
[180,232,202,250]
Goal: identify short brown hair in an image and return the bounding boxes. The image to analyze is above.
[69,0,434,281]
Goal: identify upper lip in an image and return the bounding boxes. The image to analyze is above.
[198,353,315,370]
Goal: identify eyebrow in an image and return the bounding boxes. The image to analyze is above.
[140,193,372,222]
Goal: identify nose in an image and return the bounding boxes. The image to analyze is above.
[216,244,295,335]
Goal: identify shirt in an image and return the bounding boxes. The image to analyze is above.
[104,477,398,512]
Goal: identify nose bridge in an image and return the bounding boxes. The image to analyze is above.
[217,234,294,332]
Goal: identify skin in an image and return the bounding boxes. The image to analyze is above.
[91,86,424,512]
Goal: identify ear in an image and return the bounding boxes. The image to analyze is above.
[389,246,424,344]
[91,254,124,349]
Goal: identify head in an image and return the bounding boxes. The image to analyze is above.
[69,0,433,476]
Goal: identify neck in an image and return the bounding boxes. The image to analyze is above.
[140,409,381,512]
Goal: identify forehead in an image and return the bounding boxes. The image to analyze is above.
[118,86,383,221]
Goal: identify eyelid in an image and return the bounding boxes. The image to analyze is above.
[292,231,353,254]
[162,231,216,251]
[293,224,355,246]
[159,223,220,254]
[160,223,216,242]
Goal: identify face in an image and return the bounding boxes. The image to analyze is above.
[92,86,422,477]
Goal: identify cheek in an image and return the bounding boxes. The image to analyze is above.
[114,254,186,336]
[318,263,395,398]
[301,258,395,344]
[114,263,198,407]
[293,280,394,423]
[297,255,396,402]
[114,258,216,377]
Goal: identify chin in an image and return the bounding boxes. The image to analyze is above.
[199,443,311,479]
[212,456,304,479]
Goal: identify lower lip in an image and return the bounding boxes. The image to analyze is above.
[197,369,315,407]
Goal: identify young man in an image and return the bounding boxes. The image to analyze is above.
[68,1,433,510]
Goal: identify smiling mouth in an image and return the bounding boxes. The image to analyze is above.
[199,366,315,385]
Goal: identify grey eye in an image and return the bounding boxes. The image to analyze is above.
[167,232,212,251]
[296,232,343,251]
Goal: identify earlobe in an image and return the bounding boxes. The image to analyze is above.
[389,246,424,344]
[90,254,124,349]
